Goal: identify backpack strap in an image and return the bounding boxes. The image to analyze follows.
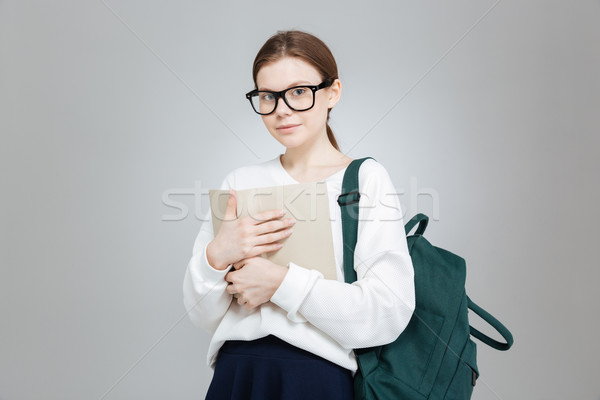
[338,156,380,376]
[468,296,514,351]
[338,157,375,284]
[404,213,429,236]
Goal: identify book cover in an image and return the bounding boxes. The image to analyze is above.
[209,182,337,280]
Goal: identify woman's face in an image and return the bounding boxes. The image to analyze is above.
[255,56,340,150]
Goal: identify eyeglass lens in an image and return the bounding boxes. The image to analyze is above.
[250,87,314,114]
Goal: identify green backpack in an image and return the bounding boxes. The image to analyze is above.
[338,157,514,400]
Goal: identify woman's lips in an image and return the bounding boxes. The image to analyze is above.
[277,124,300,133]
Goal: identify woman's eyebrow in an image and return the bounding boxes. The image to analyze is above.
[258,80,312,91]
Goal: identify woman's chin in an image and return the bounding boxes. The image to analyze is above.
[273,135,302,148]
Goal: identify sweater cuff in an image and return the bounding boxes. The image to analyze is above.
[198,242,232,282]
[270,261,322,323]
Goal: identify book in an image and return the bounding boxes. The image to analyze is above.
[209,182,337,280]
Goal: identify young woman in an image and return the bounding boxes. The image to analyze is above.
[183,30,415,400]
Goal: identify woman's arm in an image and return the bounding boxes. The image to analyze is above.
[182,175,234,332]
[270,160,416,349]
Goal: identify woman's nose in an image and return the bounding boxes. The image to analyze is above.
[275,97,292,116]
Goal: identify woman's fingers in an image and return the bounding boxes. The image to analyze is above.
[246,242,285,258]
[253,217,295,236]
[226,285,242,301]
[257,228,293,247]
[225,283,236,294]
[251,208,286,224]
[225,271,247,305]
[232,258,247,270]
[243,213,294,252]
[225,209,293,261]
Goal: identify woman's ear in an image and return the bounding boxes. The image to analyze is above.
[327,78,342,109]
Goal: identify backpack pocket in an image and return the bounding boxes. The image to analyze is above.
[378,308,446,395]
[361,368,428,400]
[444,338,479,399]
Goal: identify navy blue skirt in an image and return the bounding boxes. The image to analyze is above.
[205,335,354,400]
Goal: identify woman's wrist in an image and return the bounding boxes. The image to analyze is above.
[206,240,229,270]
[268,264,289,298]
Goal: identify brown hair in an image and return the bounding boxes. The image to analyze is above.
[252,30,340,151]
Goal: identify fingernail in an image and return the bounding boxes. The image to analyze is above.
[279,209,286,216]
[288,218,295,225]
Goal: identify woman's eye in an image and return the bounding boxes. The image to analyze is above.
[260,93,274,101]
[291,88,306,96]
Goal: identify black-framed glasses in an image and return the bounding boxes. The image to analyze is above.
[245,78,333,115]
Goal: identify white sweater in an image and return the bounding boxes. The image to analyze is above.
[182,155,415,374]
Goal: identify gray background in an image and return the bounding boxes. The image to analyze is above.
[1,0,599,399]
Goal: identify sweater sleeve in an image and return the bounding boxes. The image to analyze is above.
[182,172,235,332]
[270,160,416,349]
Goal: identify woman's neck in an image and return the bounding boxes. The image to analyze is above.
[281,146,346,171]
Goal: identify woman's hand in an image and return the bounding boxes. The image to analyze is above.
[224,257,289,311]
[207,189,295,270]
